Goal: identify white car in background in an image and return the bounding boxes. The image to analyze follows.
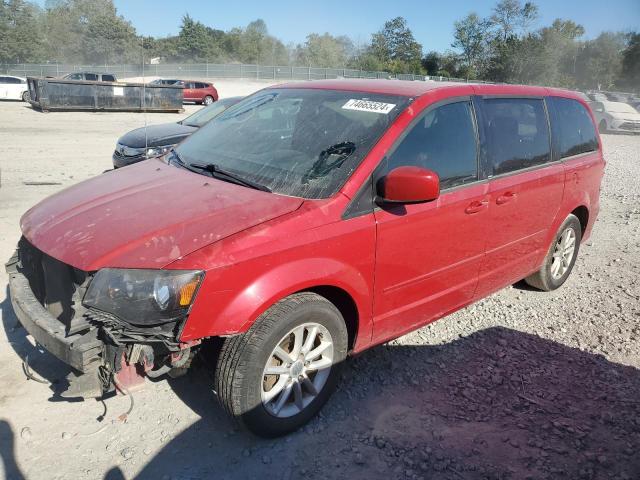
[591,101,640,134]
[0,75,29,101]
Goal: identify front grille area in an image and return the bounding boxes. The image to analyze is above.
[18,237,92,335]
[620,122,640,131]
[113,143,146,160]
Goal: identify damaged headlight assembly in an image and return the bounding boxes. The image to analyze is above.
[83,269,204,326]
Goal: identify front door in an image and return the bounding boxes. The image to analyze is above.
[372,98,488,344]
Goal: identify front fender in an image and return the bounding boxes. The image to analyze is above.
[180,257,372,346]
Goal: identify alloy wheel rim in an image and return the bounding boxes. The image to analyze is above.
[551,227,576,279]
[261,322,334,418]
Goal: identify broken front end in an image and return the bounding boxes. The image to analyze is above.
[6,237,202,398]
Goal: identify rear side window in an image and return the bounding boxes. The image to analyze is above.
[550,97,599,158]
[85,73,98,81]
[102,74,115,82]
[483,98,551,175]
[388,100,478,189]
[195,82,208,89]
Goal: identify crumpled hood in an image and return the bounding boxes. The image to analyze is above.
[118,123,198,149]
[21,159,303,271]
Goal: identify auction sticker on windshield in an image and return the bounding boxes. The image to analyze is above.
[342,99,396,114]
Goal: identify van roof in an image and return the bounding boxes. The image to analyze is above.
[274,79,585,102]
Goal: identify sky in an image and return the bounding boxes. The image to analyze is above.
[37,0,640,52]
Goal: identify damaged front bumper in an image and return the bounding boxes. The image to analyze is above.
[6,252,103,373]
[6,248,196,398]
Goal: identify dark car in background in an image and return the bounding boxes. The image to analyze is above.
[63,72,117,82]
[112,96,243,168]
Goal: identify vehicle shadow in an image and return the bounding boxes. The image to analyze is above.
[105,326,640,480]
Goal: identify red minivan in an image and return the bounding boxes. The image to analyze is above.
[178,80,219,105]
[7,80,603,437]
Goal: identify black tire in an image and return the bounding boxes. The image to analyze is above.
[599,119,607,134]
[22,91,30,102]
[214,292,348,437]
[525,214,582,291]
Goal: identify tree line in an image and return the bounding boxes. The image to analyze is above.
[1,0,638,91]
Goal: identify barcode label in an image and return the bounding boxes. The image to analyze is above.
[342,99,396,114]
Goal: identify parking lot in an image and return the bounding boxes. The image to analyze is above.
[0,93,639,480]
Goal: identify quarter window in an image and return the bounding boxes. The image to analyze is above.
[102,74,115,82]
[387,101,478,189]
[483,98,551,175]
[550,97,598,158]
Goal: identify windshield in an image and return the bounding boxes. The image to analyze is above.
[174,88,410,199]
[181,97,242,127]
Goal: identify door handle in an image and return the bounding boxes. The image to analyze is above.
[465,200,488,214]
[496,191,516,205]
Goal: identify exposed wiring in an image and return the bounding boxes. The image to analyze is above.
[22,354,49,384]
[112,376,135,422]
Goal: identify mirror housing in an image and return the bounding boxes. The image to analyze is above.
[376,166,440,204]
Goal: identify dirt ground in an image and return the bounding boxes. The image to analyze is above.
[0,84,639,480]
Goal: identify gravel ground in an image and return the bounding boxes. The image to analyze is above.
[0,97,639,480]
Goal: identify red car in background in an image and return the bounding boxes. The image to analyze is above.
[178,80,218,105]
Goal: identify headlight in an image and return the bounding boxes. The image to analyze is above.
[83,269,204,326]
[146,146,172,158]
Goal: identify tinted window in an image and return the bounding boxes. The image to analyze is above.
[5,77,21,84]
[550,97,598,158]
[195,82,208,89]
[102,74,115,82]
[0,76,7,83]
[483,98,551,175]
[85,73,98,81]
[387,101,478,189]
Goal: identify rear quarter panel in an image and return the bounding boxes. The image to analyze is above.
[542,90,604,256]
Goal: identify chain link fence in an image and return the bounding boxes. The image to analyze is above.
[0,62,483,84]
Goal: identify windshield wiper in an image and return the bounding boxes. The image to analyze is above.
[305,141,357,181]
[189,162,271,192]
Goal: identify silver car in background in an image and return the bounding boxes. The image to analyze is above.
[591,101,640,134]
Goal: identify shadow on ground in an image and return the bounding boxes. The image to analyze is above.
[2,287,639,479]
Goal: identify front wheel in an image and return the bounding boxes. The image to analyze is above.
[214,292,348,437]
[203,95,214,105]
[525,214,582,291]
[599,119,607,134]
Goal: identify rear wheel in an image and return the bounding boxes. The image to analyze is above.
[214,292,348,437]
[525,214,582,291]
[203,95,214,105]
[22,91,30,102]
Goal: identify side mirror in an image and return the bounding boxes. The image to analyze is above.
[376,166,440,205]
